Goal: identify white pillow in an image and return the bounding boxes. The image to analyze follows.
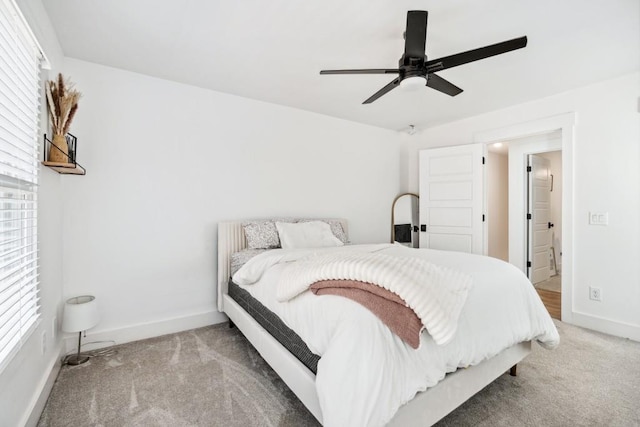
[275,221,344,249]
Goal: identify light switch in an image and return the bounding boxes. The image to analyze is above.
[589,212,608,225]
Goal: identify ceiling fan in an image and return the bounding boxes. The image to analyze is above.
[320,11,527,104]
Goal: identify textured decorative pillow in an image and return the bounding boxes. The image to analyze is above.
[242,221,280,249]
[242,218,297,249]
[230,249,267,276]
[276,221,344,249]
[297,219,348,244]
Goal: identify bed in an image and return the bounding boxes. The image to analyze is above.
[217,219,559,426]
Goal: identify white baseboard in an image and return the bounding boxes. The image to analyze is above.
[23,344,64,427]
[64,309,228,353]
[571,311,640,342]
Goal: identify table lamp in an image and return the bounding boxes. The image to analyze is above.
[62,295,99,365]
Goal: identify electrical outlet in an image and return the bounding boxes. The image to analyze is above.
[41,330,47,356]
[589,287,602,301]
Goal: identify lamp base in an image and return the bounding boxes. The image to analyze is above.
[66,331,90,366]
[65,354,90,365]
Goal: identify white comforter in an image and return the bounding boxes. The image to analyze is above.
[233,244,559,427]
[277,251,473,345]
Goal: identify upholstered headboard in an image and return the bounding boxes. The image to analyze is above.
[216,219,348,312]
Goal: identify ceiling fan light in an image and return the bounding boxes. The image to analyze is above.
[400,76,426,91]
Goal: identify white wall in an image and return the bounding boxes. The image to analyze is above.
[60,58,402,347]
[539,150,562,272]
[0,1,66,426]
[487,152,508,261]
[407,72,640,340]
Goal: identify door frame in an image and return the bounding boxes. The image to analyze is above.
[474,113,575,322]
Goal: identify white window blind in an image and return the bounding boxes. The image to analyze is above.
[0,0,42,371]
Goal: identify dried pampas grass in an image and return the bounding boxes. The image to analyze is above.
[46,73,81,136]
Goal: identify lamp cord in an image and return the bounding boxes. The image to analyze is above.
[62,340,118,365]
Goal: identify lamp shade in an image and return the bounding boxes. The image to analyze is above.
[62,295,99,333]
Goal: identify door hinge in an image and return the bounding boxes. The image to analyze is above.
[482,156,485,165]
[526,213,532,220]
[527,166,532,172]
[527,261,532,268]
[482,214,485,222]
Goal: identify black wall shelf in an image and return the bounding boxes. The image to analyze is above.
[42,133,86,175]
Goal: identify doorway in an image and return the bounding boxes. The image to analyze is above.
[476,112,575,322]
[527,150,562,320]
[529,151,562,288]
[486,132,563,320]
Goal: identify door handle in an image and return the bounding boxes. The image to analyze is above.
[548,222,554,229]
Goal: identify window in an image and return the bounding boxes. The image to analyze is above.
[0,0,45,371]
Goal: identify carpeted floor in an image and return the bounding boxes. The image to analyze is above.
[38,324,315,427]
[38,320,640,427]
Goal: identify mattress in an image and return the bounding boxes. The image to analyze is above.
[227,279,320,374]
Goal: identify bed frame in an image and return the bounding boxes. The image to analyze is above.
[217,220,531,426]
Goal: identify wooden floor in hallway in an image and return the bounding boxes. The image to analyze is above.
[536,288,561,320]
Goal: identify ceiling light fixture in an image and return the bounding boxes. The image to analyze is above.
[493,142,503,148]
[400,76,426,91]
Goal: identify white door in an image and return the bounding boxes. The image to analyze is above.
[419,144,485,254]
[527,154,552,283]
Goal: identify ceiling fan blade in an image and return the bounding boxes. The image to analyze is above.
[404,11,428,58]
[363,78,401,104]
[320,69,400,75]
[426,36,527,73]
[426,73,463,96]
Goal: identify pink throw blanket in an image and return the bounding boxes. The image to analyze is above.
[310,279,422,349]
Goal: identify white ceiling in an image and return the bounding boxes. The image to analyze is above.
[44,0,639,132]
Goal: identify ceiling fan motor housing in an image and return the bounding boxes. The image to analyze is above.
[399,56,427,80]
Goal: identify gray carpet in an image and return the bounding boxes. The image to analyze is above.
[39,325,317,427]
[38,321,640,427]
